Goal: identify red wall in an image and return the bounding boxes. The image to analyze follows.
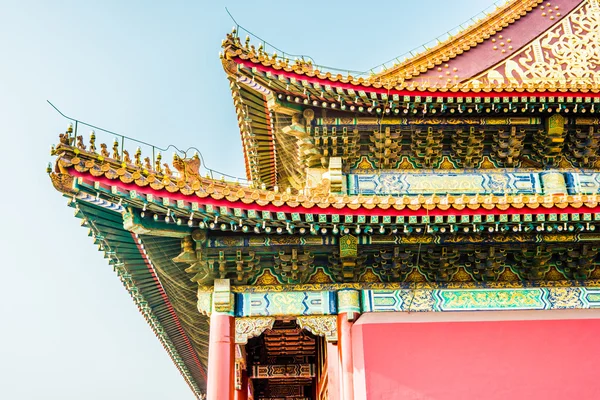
[352,311,600,400]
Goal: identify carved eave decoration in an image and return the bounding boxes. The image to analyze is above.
[296,315,338,342]
[235,317,276,344]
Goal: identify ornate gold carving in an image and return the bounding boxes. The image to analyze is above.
[359,268,383,283]
[471,1,600,87]
[328,157,343,193]
[269,236,301,245]
[196,279,600,294]
[185,230,212,284]
[197,290,212,316]
[532,115,567,167]
[569,126,600,168]
[172,235,198,264]
[340,235,358,258]
[235,360,243,390]
[235,317,276,344]
[49,172,76,194]
[306,178,331,198]
[297,315,338,342]
[172,153,201,184]
[576,118,600,125]
[356,156,376,170]
[491,127,525,167]
[307,268,334,284]
[254,270,282,285]
[547,114,566,136]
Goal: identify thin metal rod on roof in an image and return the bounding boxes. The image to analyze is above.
[47,100,250,185]
[224,7,240,28]
[225,0,513,77]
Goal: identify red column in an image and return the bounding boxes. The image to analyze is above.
[327,341,341,400]
[338,313,355,400]
[234,370,248,400]
[207,312,234,400]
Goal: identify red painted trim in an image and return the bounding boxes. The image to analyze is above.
[131,233,207,381]
[72,169,600,218]
[234,57,600,99]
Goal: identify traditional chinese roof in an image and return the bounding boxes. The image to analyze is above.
[221,0,600,186]
[47,2,600,396]
[224,0,598,90]
[378,0,592,85]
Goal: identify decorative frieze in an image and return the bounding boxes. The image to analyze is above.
[197,291,212,316]
[349,171,541,196]
[235,291,337,317]
[328,157,343,193]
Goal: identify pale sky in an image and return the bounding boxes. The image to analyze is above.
[1,1,502,398]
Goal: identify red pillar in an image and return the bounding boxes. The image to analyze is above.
[207,312,234,400]
[327,341,341,400]
[234,370,248,400]
[338,313,355,400]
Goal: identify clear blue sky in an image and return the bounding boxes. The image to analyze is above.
[1,0,501,398]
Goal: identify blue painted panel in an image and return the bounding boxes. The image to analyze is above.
[348,172,541,196]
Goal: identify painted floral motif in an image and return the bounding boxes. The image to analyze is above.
[438,289,545,310]
[235,317,275,344]
[545,287,584,308]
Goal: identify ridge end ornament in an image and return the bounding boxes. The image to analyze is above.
[172,153,201,185]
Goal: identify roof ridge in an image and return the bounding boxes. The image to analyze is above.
[375,0,543,82]
[222,0,548,85]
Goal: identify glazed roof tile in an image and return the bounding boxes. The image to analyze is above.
[51,143,600,215]
[222,0,599,93]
